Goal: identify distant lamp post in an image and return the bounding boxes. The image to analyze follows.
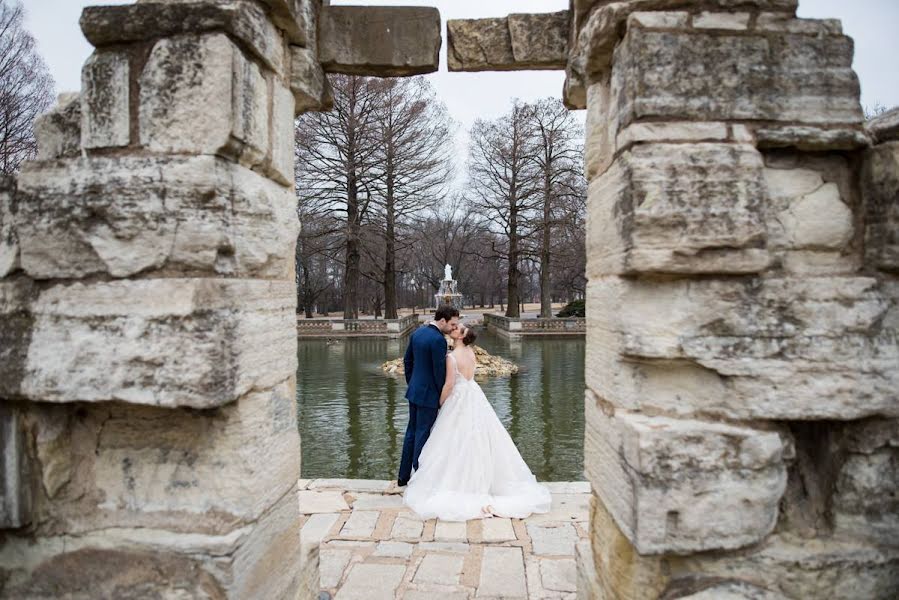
[410,278,417,315]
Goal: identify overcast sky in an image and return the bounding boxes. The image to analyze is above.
[24,0,899,130]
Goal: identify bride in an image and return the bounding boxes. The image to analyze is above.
[403,325,551,521]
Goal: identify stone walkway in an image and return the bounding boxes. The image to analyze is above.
[298,479,591,599]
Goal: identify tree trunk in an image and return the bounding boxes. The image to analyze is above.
[506,202,521,318]
[383,169,398,319]
[539,174,553,318]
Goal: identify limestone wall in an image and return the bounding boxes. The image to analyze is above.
[573,1,899,598]
[0,1,329,597]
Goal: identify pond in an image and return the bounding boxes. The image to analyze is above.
[296,328,585,482]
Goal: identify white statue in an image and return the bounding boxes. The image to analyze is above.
[444,264,453,281]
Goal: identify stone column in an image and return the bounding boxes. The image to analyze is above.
[572,1,899,598]
[0,1,328,597]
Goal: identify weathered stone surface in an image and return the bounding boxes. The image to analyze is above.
[755,12,841,34]
[391,515,424,539]
[587,143,771,276]
[373,541,413,558]
[606,24,861,131]
[673,581,788,599]
[867,107,899,143]
[776,182,854,250]
[528,522,578,556]
[435,520,467,542]
[586,276,898,420]
[585,398,787,554]
[81,51,129,149]
[139,33,272,167]
[82,1,287,74]
[756,125,870,151]
[569,0,802,100]
[540,557,577,592]
[35,93,82,160]
[694,11,750,30]
[832,419,899,546]
[414,553,464,585]
[481,517,516,542]
[0,176,18,278]
[669,533,899,599]
[338,563,406,600]
[862,141,899,272]
[301,512,339,545]
[1,278,296,408]
[27,381,298,535]
[319,6,440,76]
[298,490,349,514]
[290,45,333,114]
[271,82,296,185]
[0,404,31,528]
[448,12,568,72]
[585,495,669,599]
[340,509,378,538]
[478,546,527,598]
[0,479,303,599]
[15,156,297,279]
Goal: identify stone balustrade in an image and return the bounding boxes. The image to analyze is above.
[484,313,586,338]
[297,314,419,338]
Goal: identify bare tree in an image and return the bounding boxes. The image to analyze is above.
[295,75,381,319]
[0,0,54,173]
[361,77,453,318]
[467,101,540,318]
[529,98,584,317]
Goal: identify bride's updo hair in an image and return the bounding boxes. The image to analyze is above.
[462,327,477,346]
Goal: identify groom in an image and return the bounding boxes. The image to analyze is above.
[396,305,460,487]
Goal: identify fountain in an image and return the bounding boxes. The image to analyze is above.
[435,264,464,310]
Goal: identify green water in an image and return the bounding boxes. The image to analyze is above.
[296,329,585,481]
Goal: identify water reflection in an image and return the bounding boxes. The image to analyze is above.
[296,330,585,481]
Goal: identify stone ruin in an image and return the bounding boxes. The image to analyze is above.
[0,0,896,598]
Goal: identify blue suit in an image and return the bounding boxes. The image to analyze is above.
[397,323,447,484]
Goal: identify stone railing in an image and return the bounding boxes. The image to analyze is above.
[483,313,585,338]
[297,314,418,338]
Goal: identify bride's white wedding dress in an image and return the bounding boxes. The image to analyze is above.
[403,353,552,521]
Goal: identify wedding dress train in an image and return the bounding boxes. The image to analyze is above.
[403,355,552,521]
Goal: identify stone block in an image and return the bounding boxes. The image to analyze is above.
[81,51,129,149]
[693,12,750,30]
[82,1,287,75]
[832,419,899,546]
[669,533,899,600]
[527,522,578,556]
[435,520,467,542]
[587,143,771,277]
[35,93,82,160]
[0,478,304,599]
[540,558,577,592]
[755,125,869,151]
[338,563,406,600]
[478,546,527,598]
[585,276,898,420]
[0,278,297,409]
[0,176,18,277]
[610,26,862,132]
[270,82,296,185]
[775,182,854,250]
[18,383,299,533]
[15,156,298,279]
[862,141,899,272]
[139,33,271,166]
[584,398,787,554]
[319,6,440,76]
[447,12,568,72]
[0,404,31,528]
[628,11,689,29]
[414,553,463,585]
[583,77,615,181]
[586,495,669,599]
[755,13,842,35]
[290,45,332,114]
[867,107,899,143]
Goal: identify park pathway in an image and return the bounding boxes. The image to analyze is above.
[298,479,591,599]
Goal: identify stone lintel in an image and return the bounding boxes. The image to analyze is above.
[80,1,288,74]
[319,6,441,76]
[447,11,569,72]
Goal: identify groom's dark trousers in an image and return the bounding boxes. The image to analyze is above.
[397,323,447,485]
